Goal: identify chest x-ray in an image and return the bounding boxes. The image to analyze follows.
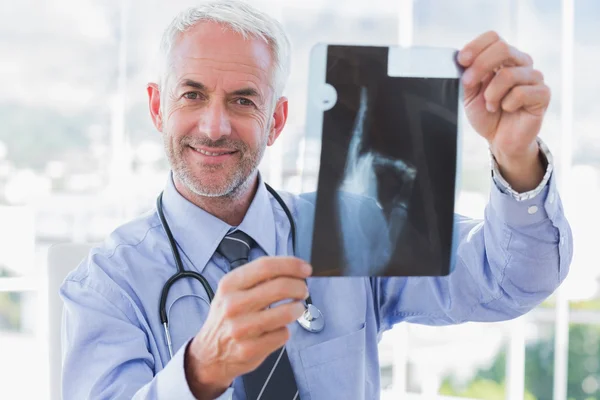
[303,44,463,277]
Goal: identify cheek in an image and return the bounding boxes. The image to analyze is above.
[242,105,270,129]
[233,118,269,148]
[245,108,272,140]
[164,106,196,135]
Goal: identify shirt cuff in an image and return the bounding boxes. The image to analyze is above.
[156,339,234,400]
[489,164,560,228]
[490,136,553,201]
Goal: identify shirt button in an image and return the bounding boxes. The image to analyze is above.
[548,193,555,204]
[528,205,538,215]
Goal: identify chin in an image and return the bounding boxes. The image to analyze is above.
[183,170,244,198]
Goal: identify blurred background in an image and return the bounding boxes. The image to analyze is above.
[0,0,598,399]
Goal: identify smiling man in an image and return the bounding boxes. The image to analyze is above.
[60,1,573,400]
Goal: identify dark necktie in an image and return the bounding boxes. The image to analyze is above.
[216,230,301,400]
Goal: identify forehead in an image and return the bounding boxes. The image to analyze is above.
[168,22,274,90]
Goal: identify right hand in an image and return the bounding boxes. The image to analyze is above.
[184,257,312,399]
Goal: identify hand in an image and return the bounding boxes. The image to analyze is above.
[184,257,312,400]
[458,31,549,192]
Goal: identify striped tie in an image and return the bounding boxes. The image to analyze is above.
[216,230,301,400]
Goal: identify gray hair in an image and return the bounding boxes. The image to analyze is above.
[158,0,291,99]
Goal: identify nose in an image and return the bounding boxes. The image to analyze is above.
[198,101,232,141]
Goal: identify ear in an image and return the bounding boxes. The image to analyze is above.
[147,83,163,132]
[267,96,288,146]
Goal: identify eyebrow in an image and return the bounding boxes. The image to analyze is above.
[231,88,260,98]
[178,79,262,100]
[179,79,207,91]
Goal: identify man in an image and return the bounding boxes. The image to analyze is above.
[60,1,573,399]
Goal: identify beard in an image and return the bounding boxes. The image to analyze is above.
[164,131,269,199]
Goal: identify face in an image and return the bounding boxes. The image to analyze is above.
[147,22,288,199]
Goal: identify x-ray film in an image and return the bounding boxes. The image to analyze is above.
[302,44,464,277]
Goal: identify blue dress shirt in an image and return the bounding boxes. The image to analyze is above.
[60,170,572,400]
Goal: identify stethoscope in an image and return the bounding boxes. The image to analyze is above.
[156,183,325,359]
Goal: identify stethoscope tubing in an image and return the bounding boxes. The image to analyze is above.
[156,183,323,359]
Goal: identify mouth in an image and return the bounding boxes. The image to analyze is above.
[189,146,237,156]
[188,145,239,165]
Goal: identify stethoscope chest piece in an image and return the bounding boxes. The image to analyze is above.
[297,304,325,333]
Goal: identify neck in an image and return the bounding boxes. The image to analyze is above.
[173,172,259,226]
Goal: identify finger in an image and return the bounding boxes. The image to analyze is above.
[229,301,305,340]
[220,257,312,292]
[463,40,533,88]
[236,326,290,366]
[500,84,551,114]
[221,277,308,316]
[484,67,544,112]
[458,30,502,66]
[240,277,309,311]
[463,69,494,101]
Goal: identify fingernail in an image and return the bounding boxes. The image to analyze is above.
[302,263,313,275]
[462,69,474,85]
[486,102,496,112]
[459,50,472,64]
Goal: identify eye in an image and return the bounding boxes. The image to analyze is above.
[236,98,255,107]
[183,92,201,100]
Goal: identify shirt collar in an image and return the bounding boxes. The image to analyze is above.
[160,172,277,274]
[237,173,277,258]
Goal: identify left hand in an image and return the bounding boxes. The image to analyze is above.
[458,31,549,192]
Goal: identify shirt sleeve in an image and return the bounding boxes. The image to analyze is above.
[60,270,234,400]
[150,340,234,400]
[490,136,553,201]
[371,171,573,332]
